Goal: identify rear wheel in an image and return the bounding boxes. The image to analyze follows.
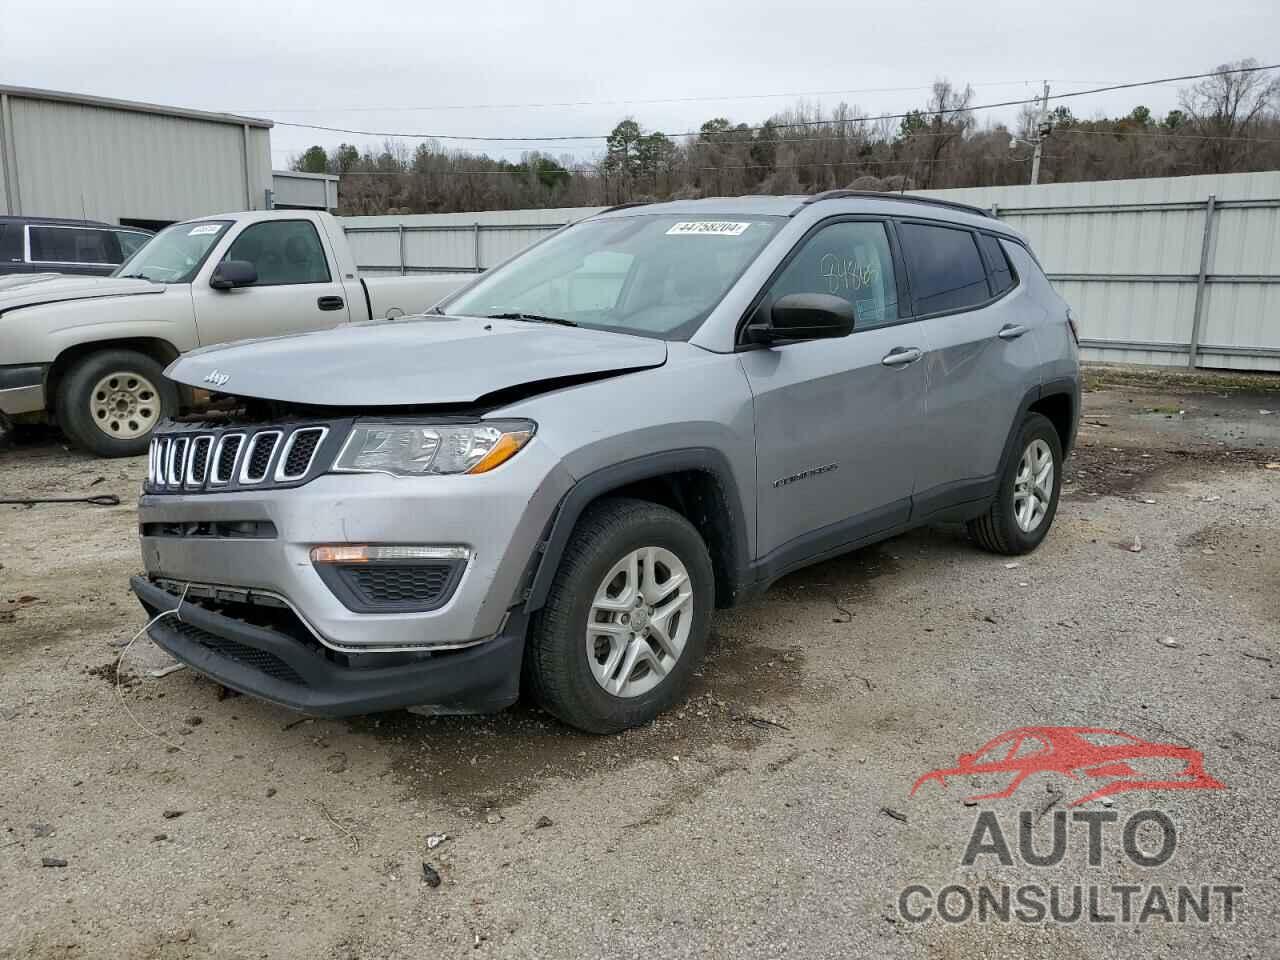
[525,498,714,733]
[56,350,177,457]
[968,412,1063,555]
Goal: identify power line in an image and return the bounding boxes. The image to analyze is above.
[272,63,1279,144]
[242,78,1119,114]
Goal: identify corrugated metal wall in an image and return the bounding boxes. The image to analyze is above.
[271,171,339,210]
[342,207,604,275]
[0,91,272,223]
[339,172,1280,371]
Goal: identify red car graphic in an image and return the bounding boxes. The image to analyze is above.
[911,726,1224,807]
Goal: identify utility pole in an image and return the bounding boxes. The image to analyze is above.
[1029,81,1051,185]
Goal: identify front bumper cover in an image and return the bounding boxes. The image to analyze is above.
[131,575,525,717]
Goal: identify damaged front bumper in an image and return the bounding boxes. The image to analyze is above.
[131,576,527,716]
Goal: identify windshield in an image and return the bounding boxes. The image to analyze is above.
[442,214,784,340]
[112,220,231,283]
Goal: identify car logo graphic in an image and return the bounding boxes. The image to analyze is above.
[911,726,1225,807]
[203,370,230,387]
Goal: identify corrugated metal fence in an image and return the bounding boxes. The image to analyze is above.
[340,172,1280,372]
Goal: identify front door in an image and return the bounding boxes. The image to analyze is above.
[739,219,927,563]
[191,218,351,347]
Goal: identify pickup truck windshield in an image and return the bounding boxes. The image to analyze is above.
[112,221,232,283]
[442,214,783,340]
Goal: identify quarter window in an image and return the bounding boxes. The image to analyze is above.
[28,226,122,264]
[897,222,990,314]
[977,233,1016,296]
[222,220,330,286]
[767,220,901,329]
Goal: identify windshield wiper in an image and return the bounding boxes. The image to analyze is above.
[118,273,153,281]
[486,312,578,327]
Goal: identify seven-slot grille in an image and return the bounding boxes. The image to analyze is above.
[146,423,335,494]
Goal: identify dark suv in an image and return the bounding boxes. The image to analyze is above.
[0,216,152,277]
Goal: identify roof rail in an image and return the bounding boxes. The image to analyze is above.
[592,200,653,216]
[801,189,993,219]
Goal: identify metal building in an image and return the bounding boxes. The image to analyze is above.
[270,170,339,211]
[0,84,273,230]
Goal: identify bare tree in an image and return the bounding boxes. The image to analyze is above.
[1179,58,1280,172]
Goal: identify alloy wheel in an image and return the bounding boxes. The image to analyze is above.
[585,546,694,698]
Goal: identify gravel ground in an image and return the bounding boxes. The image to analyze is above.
[1,369,1278,959]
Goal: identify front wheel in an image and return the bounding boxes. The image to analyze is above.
[524,498,714,734]
[968,412,1063,555]
[56,349,177,457]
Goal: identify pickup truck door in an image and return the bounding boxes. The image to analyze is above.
[739,218,926,563]
[191,218,352,347]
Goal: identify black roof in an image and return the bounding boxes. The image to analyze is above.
[0,214,125,229]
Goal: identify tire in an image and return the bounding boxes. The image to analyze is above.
[56,349,177,457]
[967,412,1063,555]
[525,497,715,734]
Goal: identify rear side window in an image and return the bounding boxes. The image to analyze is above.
[29,226,122,265]
[767,220,901,328]
[222,220,331,285]
[897,222,989,315]
[977,233,1016,296]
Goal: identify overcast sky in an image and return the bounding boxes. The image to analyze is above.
[3,0,1276,168]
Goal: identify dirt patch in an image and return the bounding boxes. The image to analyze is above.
[350,634,806,812]
[1065,440,1279,499]
[1181,521,1280,625]
[85,659,138,689]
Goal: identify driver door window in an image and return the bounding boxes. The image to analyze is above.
[221,220,331,286]
[767,220,901,329]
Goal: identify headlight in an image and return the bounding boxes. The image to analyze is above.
[332,420,535,477]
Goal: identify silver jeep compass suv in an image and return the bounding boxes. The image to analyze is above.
[133,192,1080,733]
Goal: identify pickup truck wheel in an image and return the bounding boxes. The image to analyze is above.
[967,412,1063,555]
[526,497,714,734]
[57,350,176,457]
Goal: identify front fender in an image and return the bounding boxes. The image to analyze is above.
[0,286,197,367]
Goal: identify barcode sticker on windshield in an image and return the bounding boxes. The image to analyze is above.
[666,221,751,237]
[187,224,221,236]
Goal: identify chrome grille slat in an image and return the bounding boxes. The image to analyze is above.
[211,433,245,485]
[166,437,188,487]
[274,427,327,481]
[239,431,282,484]
[186,436,214,487]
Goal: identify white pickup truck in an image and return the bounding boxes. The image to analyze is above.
[0,210,470,456]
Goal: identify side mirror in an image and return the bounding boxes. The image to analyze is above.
[747,292,855,344]
[210,259,258,290]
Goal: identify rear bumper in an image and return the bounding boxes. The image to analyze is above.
[131,575,525,716]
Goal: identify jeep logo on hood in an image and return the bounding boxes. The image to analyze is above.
[203,370,230,387]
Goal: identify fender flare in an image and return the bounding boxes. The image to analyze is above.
[995,377,1080,481]
[522,447,752,614]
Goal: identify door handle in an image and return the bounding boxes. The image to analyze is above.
[997,323,1029,340]
[317,296,345,311]
[881,346,923,367]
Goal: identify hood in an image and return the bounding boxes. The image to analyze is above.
[0,273,165,314]
[167,314,668,406]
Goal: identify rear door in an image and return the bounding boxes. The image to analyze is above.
[739,218,927,563]
[190,218,352,346]
[896,221,1041,507]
